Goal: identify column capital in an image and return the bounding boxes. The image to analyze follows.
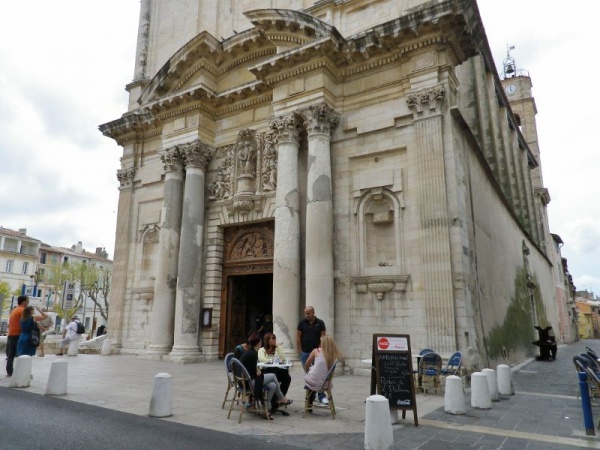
[406,85,446,119]
[269,113,301,145]
[180,140,213,170]
[159,146,184,173]
[298,103,340,136]
[116,166,136,188]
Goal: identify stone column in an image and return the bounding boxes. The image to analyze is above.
[170,141,212,362]
[106,166,135,349]
[270,114,301,354]
[147,147,184,356]
[299,103,340,335]
[407,85,456,353]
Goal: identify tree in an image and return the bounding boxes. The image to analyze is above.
[66,262,111,322]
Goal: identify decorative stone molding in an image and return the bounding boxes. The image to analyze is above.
[406,85,446,118]
[261,132,277,191]
[159,146,184,173]
[299,102,340,136]
[180,140,213,170]
[353,275,410,300]
[116,166,136,188]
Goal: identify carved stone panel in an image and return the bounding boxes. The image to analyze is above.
[208,128,278,216]
[223,221,275,263]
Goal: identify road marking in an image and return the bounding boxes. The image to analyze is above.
[419,419,600,449]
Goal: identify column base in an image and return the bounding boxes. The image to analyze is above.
[169,346,203,364]
[146,345,172,359]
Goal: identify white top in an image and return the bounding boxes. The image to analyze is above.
[66,321,79,340]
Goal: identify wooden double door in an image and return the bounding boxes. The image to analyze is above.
[219,221,274,357]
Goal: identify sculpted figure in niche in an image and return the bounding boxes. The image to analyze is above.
[237,140,256,176]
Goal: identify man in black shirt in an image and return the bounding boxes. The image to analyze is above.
[296,306,327,403]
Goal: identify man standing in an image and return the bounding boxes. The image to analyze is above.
[6,295,29,377]
[56,315,80,356]
[36,307,54,357]
[296,306,328,404]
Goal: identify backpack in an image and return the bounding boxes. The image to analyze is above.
[76,322,85,334]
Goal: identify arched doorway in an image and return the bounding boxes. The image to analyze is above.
[219,221,274,356]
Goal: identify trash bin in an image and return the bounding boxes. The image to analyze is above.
[532,326,557,361]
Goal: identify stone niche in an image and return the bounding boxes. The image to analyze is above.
[351,162,409,300]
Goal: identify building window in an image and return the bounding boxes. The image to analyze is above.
[22,262,29,275]
[40,252,47,264]
[6,260,13,273]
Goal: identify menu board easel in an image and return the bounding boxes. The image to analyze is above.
[370,334,418,426]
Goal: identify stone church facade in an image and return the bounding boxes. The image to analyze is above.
[100,0,566,370]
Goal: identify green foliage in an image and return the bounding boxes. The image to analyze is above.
[486,266,549,359]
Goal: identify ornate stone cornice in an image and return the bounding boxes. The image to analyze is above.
[180,140,213,170]
[406,85,446,118]
[116,166,136,188]
[159,146,184,173]
[269,113,301,145]
[298,102,340,136]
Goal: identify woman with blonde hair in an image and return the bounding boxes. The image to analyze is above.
[304,335,342,409]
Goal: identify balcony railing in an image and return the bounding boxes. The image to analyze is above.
[1,245,38,256]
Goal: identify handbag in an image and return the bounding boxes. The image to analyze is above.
[30,321,41,347]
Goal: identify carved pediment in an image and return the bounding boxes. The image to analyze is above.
[224,222,274,263]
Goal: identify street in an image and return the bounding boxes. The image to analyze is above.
[0,387,298,450]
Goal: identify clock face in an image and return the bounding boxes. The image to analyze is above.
[505,84,517,95]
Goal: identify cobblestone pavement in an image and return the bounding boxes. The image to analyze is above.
[3,340,600,449]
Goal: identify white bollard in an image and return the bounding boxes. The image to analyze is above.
[497,364,514,395]
[46,359,68,396]
[67,339,80,356]
[482,368,499,401]
[148,373,172,418]
[364,395,394,450]
[444,375,466,415]
[10,355,32,388]
[101,338,112,356]
[471,372,492,409]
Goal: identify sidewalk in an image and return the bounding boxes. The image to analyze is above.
[3,340,600,449]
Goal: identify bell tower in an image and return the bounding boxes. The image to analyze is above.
[500,46,544,191]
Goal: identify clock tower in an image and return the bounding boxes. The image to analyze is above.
[500,46,544,192]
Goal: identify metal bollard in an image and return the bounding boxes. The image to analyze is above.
[578,371,595,436]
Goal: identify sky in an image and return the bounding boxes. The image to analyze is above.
[0,1,598,295]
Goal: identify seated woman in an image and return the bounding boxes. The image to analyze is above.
[17,306,49,357]
[258,332,292,411]
[304,335,342,411]
[239,332,292,420]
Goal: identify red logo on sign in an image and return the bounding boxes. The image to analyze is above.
[378,338,389,350]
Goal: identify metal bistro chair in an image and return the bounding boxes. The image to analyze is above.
[304,360,338,419]
[413,349,435,383]
[227,358,271,423]
[418,352,443,394]
[587,346,600,362]
[441,351,463,377]
[221,352,236,409]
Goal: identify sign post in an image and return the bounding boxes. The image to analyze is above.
[371,334,418,426]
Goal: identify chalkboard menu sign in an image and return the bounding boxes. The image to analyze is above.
[370,334,418,426]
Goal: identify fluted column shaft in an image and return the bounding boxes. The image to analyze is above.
[270,114,301,355]
[407,85,456,353]
[148,147,184,355]
[107,166,136,349]
[300,103,340,335]
[170,141,211,362]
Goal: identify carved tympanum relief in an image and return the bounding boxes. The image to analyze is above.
[224,222,275,263]
[208,128,278,216]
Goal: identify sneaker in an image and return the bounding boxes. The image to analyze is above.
[318,394,329,405]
